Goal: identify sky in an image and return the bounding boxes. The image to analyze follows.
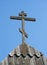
[0,0,47,61]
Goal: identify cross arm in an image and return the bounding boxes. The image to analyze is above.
[24,17,36,21]
[10,16,36,21]
[10,16,22,20]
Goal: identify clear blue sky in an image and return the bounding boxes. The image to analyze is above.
[0,0,47,61]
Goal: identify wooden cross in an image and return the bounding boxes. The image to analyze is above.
[10,11,36,44]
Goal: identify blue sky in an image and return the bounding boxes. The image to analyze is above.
[0,0,47,61]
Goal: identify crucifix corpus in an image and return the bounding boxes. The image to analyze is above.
[10,11,36,44]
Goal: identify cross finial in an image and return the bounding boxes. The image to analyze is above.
[10,11,36,44]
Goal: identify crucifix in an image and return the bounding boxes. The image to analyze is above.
[10,11,36,44]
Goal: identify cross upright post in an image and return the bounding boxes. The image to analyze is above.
[19,11,27,44]
[10,11,36,44]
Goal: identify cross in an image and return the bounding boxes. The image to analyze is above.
[10,11,36,44]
